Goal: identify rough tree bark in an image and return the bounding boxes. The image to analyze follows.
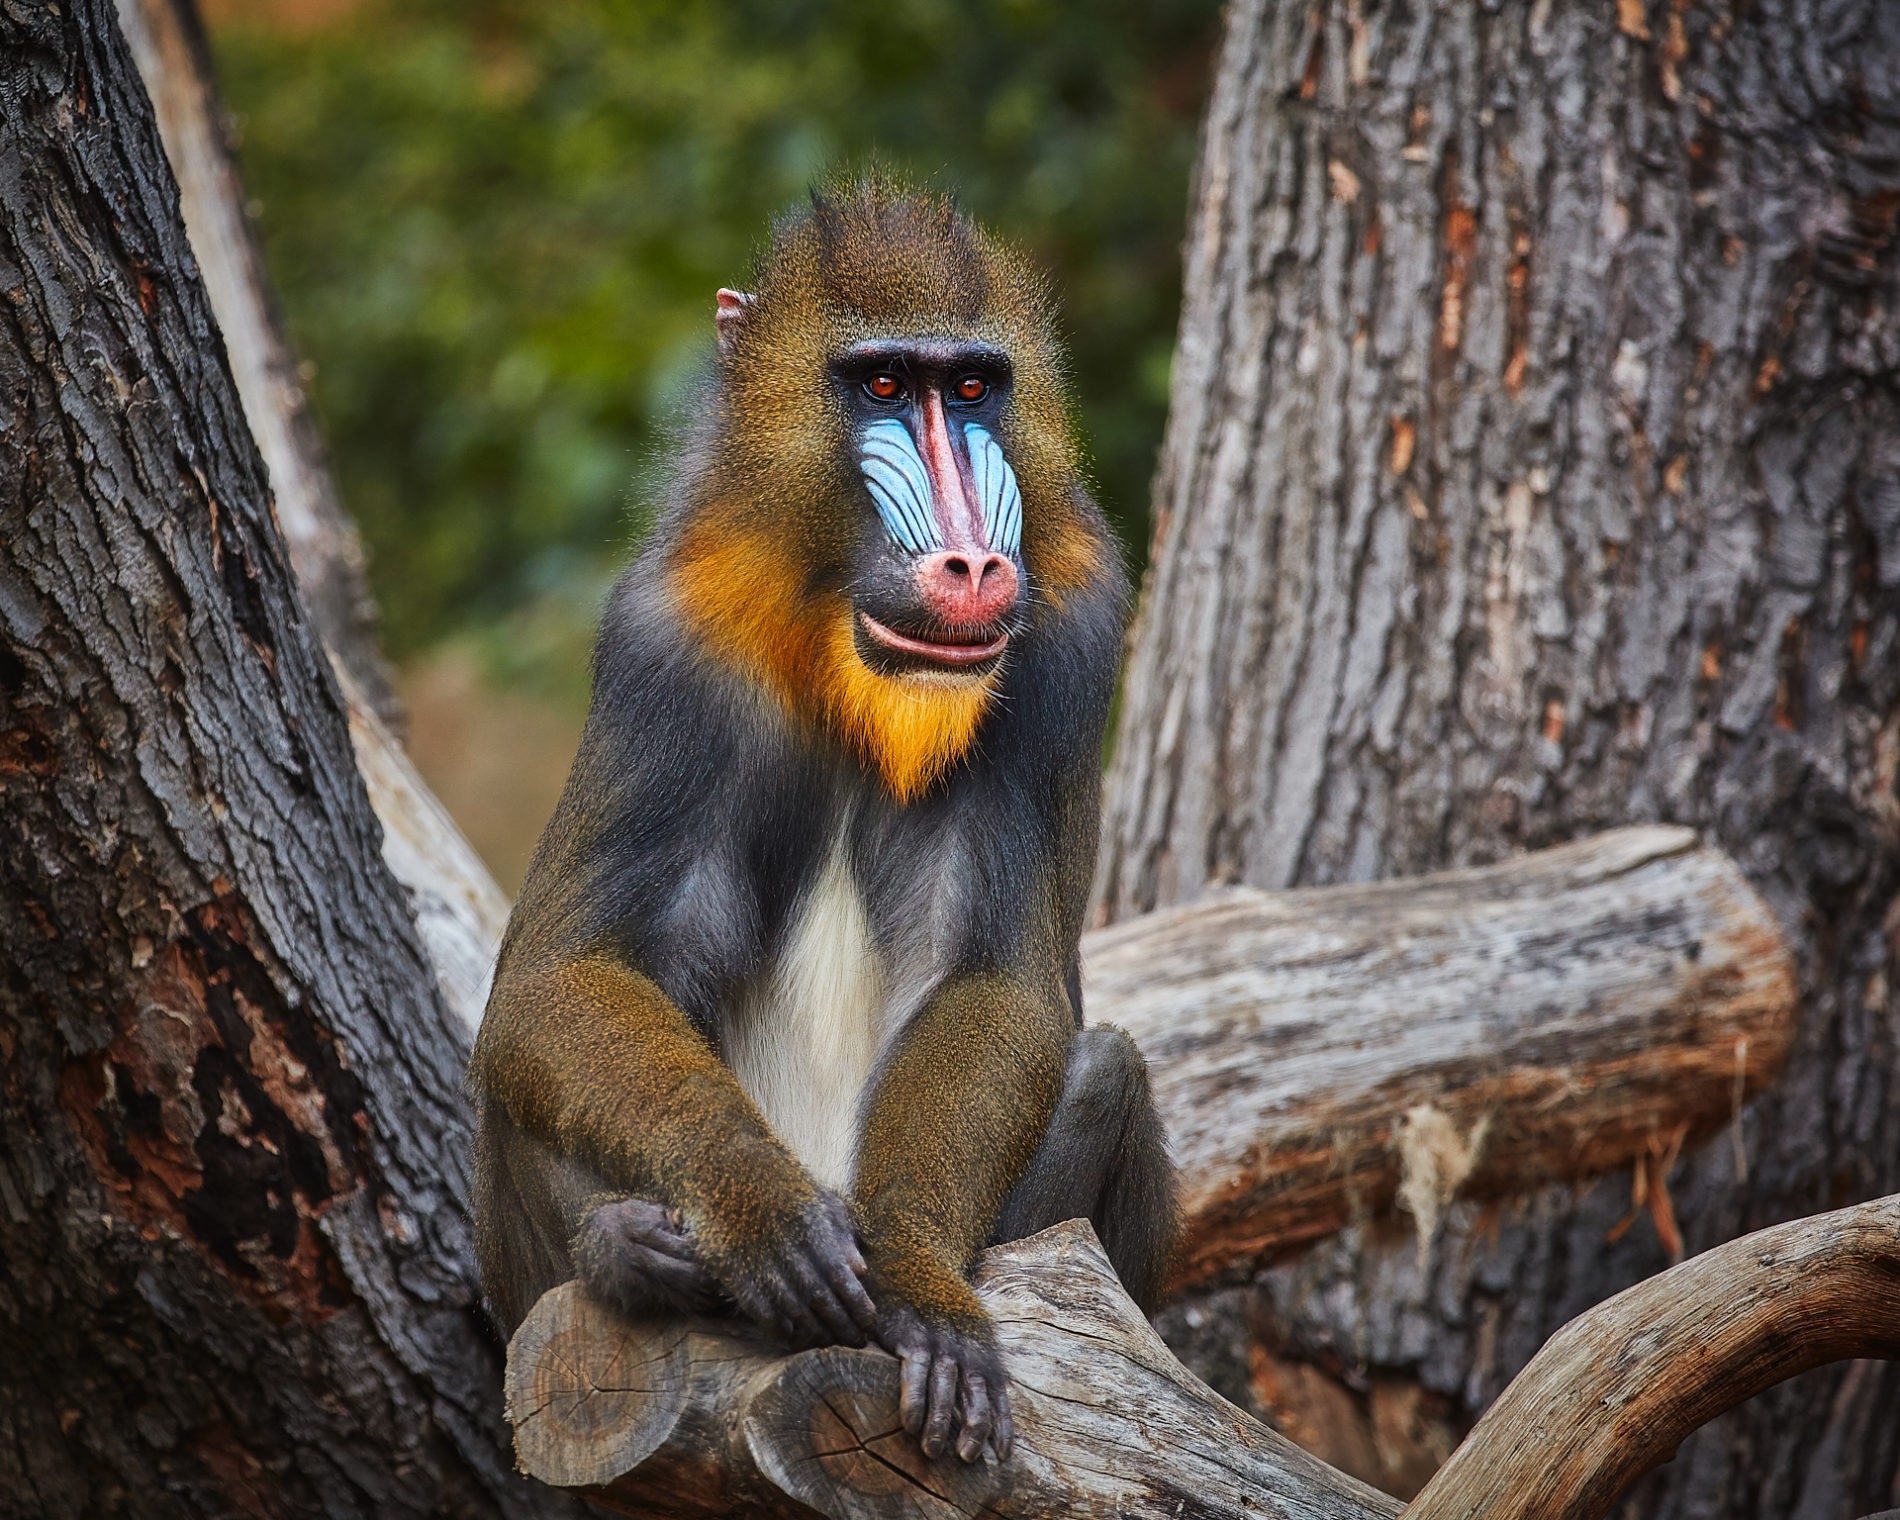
[0,4,580,1515]
[111,0,400,731]
[1099,0,1900,1508]
[0,0,1884,1515]
[116,0,510,1036]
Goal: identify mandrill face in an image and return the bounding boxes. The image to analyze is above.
[682,184,1101,800]
[836,337,1027,680]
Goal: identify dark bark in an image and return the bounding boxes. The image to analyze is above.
[1100,0,1900,1510]
[118,0,508,1037]
[0,4,576,1515]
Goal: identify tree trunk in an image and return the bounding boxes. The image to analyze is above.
[111,0,401,734]
[116,0,511,1036]
[0,4,577,1514]
[1099,0,1900,1510]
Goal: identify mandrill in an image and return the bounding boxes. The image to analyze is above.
[470,177,1177,1466]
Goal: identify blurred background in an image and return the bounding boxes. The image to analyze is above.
[199,0,1220,889]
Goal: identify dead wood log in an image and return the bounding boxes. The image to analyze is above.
[1403,1192,1900,1520]
[1089,824,1796,1288]
[505,1195,1900,1519]
[506,1221,1403,1520]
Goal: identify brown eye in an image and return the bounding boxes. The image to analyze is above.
[866,373,903,401]
[955,375,989,403]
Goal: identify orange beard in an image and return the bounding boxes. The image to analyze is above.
[671,522,996,802]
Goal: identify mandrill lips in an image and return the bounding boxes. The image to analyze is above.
[858,609,1011,668]
[860,543,1019,670]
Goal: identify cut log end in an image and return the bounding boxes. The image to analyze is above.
[743,1348,1003,1520]
[505,1283,691,1488]
[507,1223,1404,1520]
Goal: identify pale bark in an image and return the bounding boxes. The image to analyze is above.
[503,1199,1900,1520]
[507,1222,1404,1520]
[1100,0,1900,1503]
[1088,826,1795,1289]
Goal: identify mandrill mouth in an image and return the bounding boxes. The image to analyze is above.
[857,610,1010,670]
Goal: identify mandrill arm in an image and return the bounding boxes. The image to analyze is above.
[852,956,1074,1463]
[472,952,877,1348]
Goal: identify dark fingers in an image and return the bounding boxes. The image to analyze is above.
[789,1252,867,1347]
[898,1348,930,1437]
[921,1355,958,1458]
[955,1373,993,1463]
[825,1256,878,1340]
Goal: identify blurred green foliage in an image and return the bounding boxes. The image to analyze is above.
[208,0,1216,686]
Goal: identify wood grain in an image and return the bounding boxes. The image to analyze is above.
[508,1223,1403,1520]
[1085,826,1796,1288]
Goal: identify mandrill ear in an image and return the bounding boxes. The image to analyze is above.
[715,289,755,355]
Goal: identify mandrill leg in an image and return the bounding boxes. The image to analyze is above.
[987,1025,1179,1310]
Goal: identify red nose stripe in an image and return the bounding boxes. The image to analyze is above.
[916,390,984,552]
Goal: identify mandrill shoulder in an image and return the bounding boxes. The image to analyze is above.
[496,557,837,1028]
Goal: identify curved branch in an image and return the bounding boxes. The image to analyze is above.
[1403,1192,1900,1520]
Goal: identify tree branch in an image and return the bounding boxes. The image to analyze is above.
[117,0,510,1031]
[115,0,398,727]
[1089,825,1796,1288]
[507,1222,1403,1520]
[507,1195,1900,1519]
[1404,1193,1900,1520]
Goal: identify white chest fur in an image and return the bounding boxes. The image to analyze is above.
[723,840,887,1192]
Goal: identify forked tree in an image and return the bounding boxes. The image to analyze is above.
[0,2,1894,1519]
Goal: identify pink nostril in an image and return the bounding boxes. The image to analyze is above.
[915,550,1018,626]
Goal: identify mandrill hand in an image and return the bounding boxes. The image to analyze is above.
[876,1293,1012,1464]
[572,1196,727,1318]
[704,1188,880,1351]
